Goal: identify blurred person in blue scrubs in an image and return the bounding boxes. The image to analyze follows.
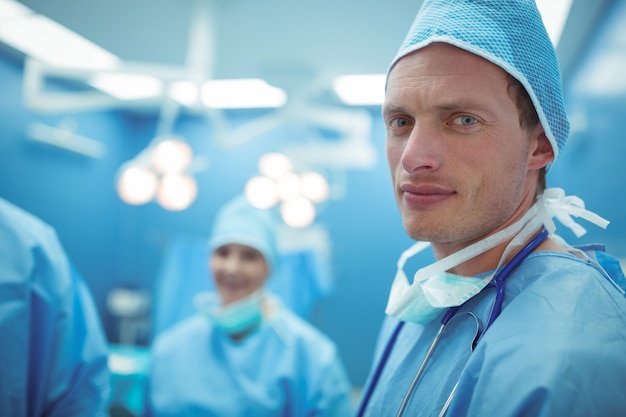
[0,197,111,416]
[356,1,626,416]
[144,195,353,417]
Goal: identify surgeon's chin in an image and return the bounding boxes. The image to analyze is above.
[402,217,429,241]
[401,212,446,242]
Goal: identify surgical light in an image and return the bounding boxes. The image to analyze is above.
[116,132,201,211]
[245,176,279,209]
[117,166,158,205]
[156,173,198,211]
[244,152,330,228]
[281,197,316,228]
[299,171,329,203]
[275,172,301,201]
[151,138,193,174]
[259,152,292,179]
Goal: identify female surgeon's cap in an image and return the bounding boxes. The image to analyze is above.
[208,195,278,274]
[389,0,569,169]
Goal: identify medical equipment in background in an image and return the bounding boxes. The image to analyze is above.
[106,285,152,417]
[116,99,209,211]
[26,118,107,158]
[106,286,151,346]
[116,135,200,211]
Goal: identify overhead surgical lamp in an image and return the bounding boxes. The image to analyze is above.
[259,152,293,179]
[156,172,198,211]
[117,165,159,206]
[116,134,202,211]
[151,136,194,174]
[244,152,330,228]
[299,171,329,203]
[280,196,316,228]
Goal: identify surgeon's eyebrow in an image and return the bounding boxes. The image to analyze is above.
[432,100,499,120]
[382,104,408,118]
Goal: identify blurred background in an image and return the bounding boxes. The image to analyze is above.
[0,0,624,413]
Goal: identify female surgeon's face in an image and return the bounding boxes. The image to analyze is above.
[210,243,269,305]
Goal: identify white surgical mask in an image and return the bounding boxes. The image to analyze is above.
[386,188,609,325]
[194,290,265,336]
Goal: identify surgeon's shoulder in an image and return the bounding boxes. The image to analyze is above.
[471,253,626,411]
[0,198,57,249]
[524,249,626,304]
[0,198,72,296]
[491,250,626,350]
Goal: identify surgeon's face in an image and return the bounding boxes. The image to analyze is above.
[210,244,269,305]
[384,43,551,258]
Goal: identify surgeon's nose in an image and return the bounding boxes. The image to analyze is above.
[222,255,242,275]
[401,123,442,173]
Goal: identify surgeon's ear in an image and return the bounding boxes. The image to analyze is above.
[528,125,554,170]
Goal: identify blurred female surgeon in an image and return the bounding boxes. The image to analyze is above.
[144,196,353,417]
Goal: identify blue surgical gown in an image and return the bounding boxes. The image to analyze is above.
[145,301,353,417]
[359,244,626,416]
[0,198,111,417]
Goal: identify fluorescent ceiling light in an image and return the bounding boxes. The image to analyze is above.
[536,0,573,46]
[0,0,32,20]
[0,9,121,70]
[200,78,287,109]
[333,74,386,106]
[169,81,200,107]
[89,73,163,100]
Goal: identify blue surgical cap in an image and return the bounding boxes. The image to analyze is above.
[208,195,278,273]
[389,0,569,168]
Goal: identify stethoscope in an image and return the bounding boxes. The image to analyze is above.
[356,228,550,417]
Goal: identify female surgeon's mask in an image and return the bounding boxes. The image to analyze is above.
[386,188,610,325]
[194,290,265,336]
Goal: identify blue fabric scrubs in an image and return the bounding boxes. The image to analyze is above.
[0,198,111,417]
[145,301,353,417]
[360,245,626,416]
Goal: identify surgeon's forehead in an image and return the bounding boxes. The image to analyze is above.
[385,43,512,106]
[389,42,509,80]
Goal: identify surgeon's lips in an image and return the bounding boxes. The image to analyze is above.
[400,183,455,207]
[216,276,248,293]
[217,280,251,303]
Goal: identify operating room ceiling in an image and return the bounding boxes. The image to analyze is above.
[11,0,422,95]
[3,0,613,108]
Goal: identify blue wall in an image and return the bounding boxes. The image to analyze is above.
[549,0,626,256]
[1,1,625,388]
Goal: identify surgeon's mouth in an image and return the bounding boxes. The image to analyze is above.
[400,183,455,207]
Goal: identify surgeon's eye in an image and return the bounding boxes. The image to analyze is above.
[214,246,230,258]
[389,117,411,128]
[241,248,263,262]
[452,115,477,126]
